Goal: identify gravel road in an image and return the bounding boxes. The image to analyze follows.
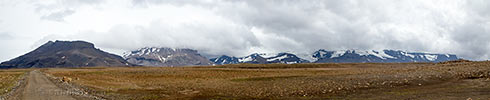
[17,70,76,100]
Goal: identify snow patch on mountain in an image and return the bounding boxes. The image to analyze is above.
[425,54,437,61]
[267,54,289,62]
[313,49,458,63]
[211,52,310,64]
[352,50,396,59]
[401,51,415,58]
[124,47,213,67]
[238,56,253,62]
[331,50,346,58]
[209,49,458,65]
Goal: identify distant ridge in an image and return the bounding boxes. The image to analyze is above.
[312,49,458,63]
[211,49,458,64]
[210,52,310,65]
[123,47,213,67]
[0,40,132,68]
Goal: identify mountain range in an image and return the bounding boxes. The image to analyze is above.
[312,49,458,63]
[0,40,460,68]
[209,49,458,64]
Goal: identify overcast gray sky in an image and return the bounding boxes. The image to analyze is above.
[1,0,489,62]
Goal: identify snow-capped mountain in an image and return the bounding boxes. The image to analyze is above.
[236,53,268,64]
[313,49,458,63]
[267,53,310,64]
[209,55,240,65]
[126,48,459,66]
[124,47,213,67]
[210,53,310,65]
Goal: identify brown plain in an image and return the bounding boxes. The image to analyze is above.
[0,69,30,96]
[43,61,490,100]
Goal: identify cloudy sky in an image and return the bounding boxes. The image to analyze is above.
[0,0,489,61]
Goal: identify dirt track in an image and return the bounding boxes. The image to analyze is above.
[11,70,76,100]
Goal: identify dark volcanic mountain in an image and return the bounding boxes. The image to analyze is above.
[123,47,213,67]
[0,40,132,68]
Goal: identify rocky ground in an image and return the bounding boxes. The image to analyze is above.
[0,69,29,100]
[40,60,490,100]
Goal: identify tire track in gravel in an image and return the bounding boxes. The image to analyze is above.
[18,70,76,100]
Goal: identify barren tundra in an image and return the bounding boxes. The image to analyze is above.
[2,60,481,100]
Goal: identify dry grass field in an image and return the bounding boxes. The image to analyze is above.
[43,61,490,100]
[0,69,29,95]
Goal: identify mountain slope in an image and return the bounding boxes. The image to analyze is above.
[0,40,131,68]
[210,55,239,65]
[266,53,310,64]
[124,47,213,67]
[211,53,310,64]
[313,49,458,63]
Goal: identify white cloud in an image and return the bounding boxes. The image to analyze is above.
[40,9,75,22]
[1,0,490,62]
[0,32,13,39]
